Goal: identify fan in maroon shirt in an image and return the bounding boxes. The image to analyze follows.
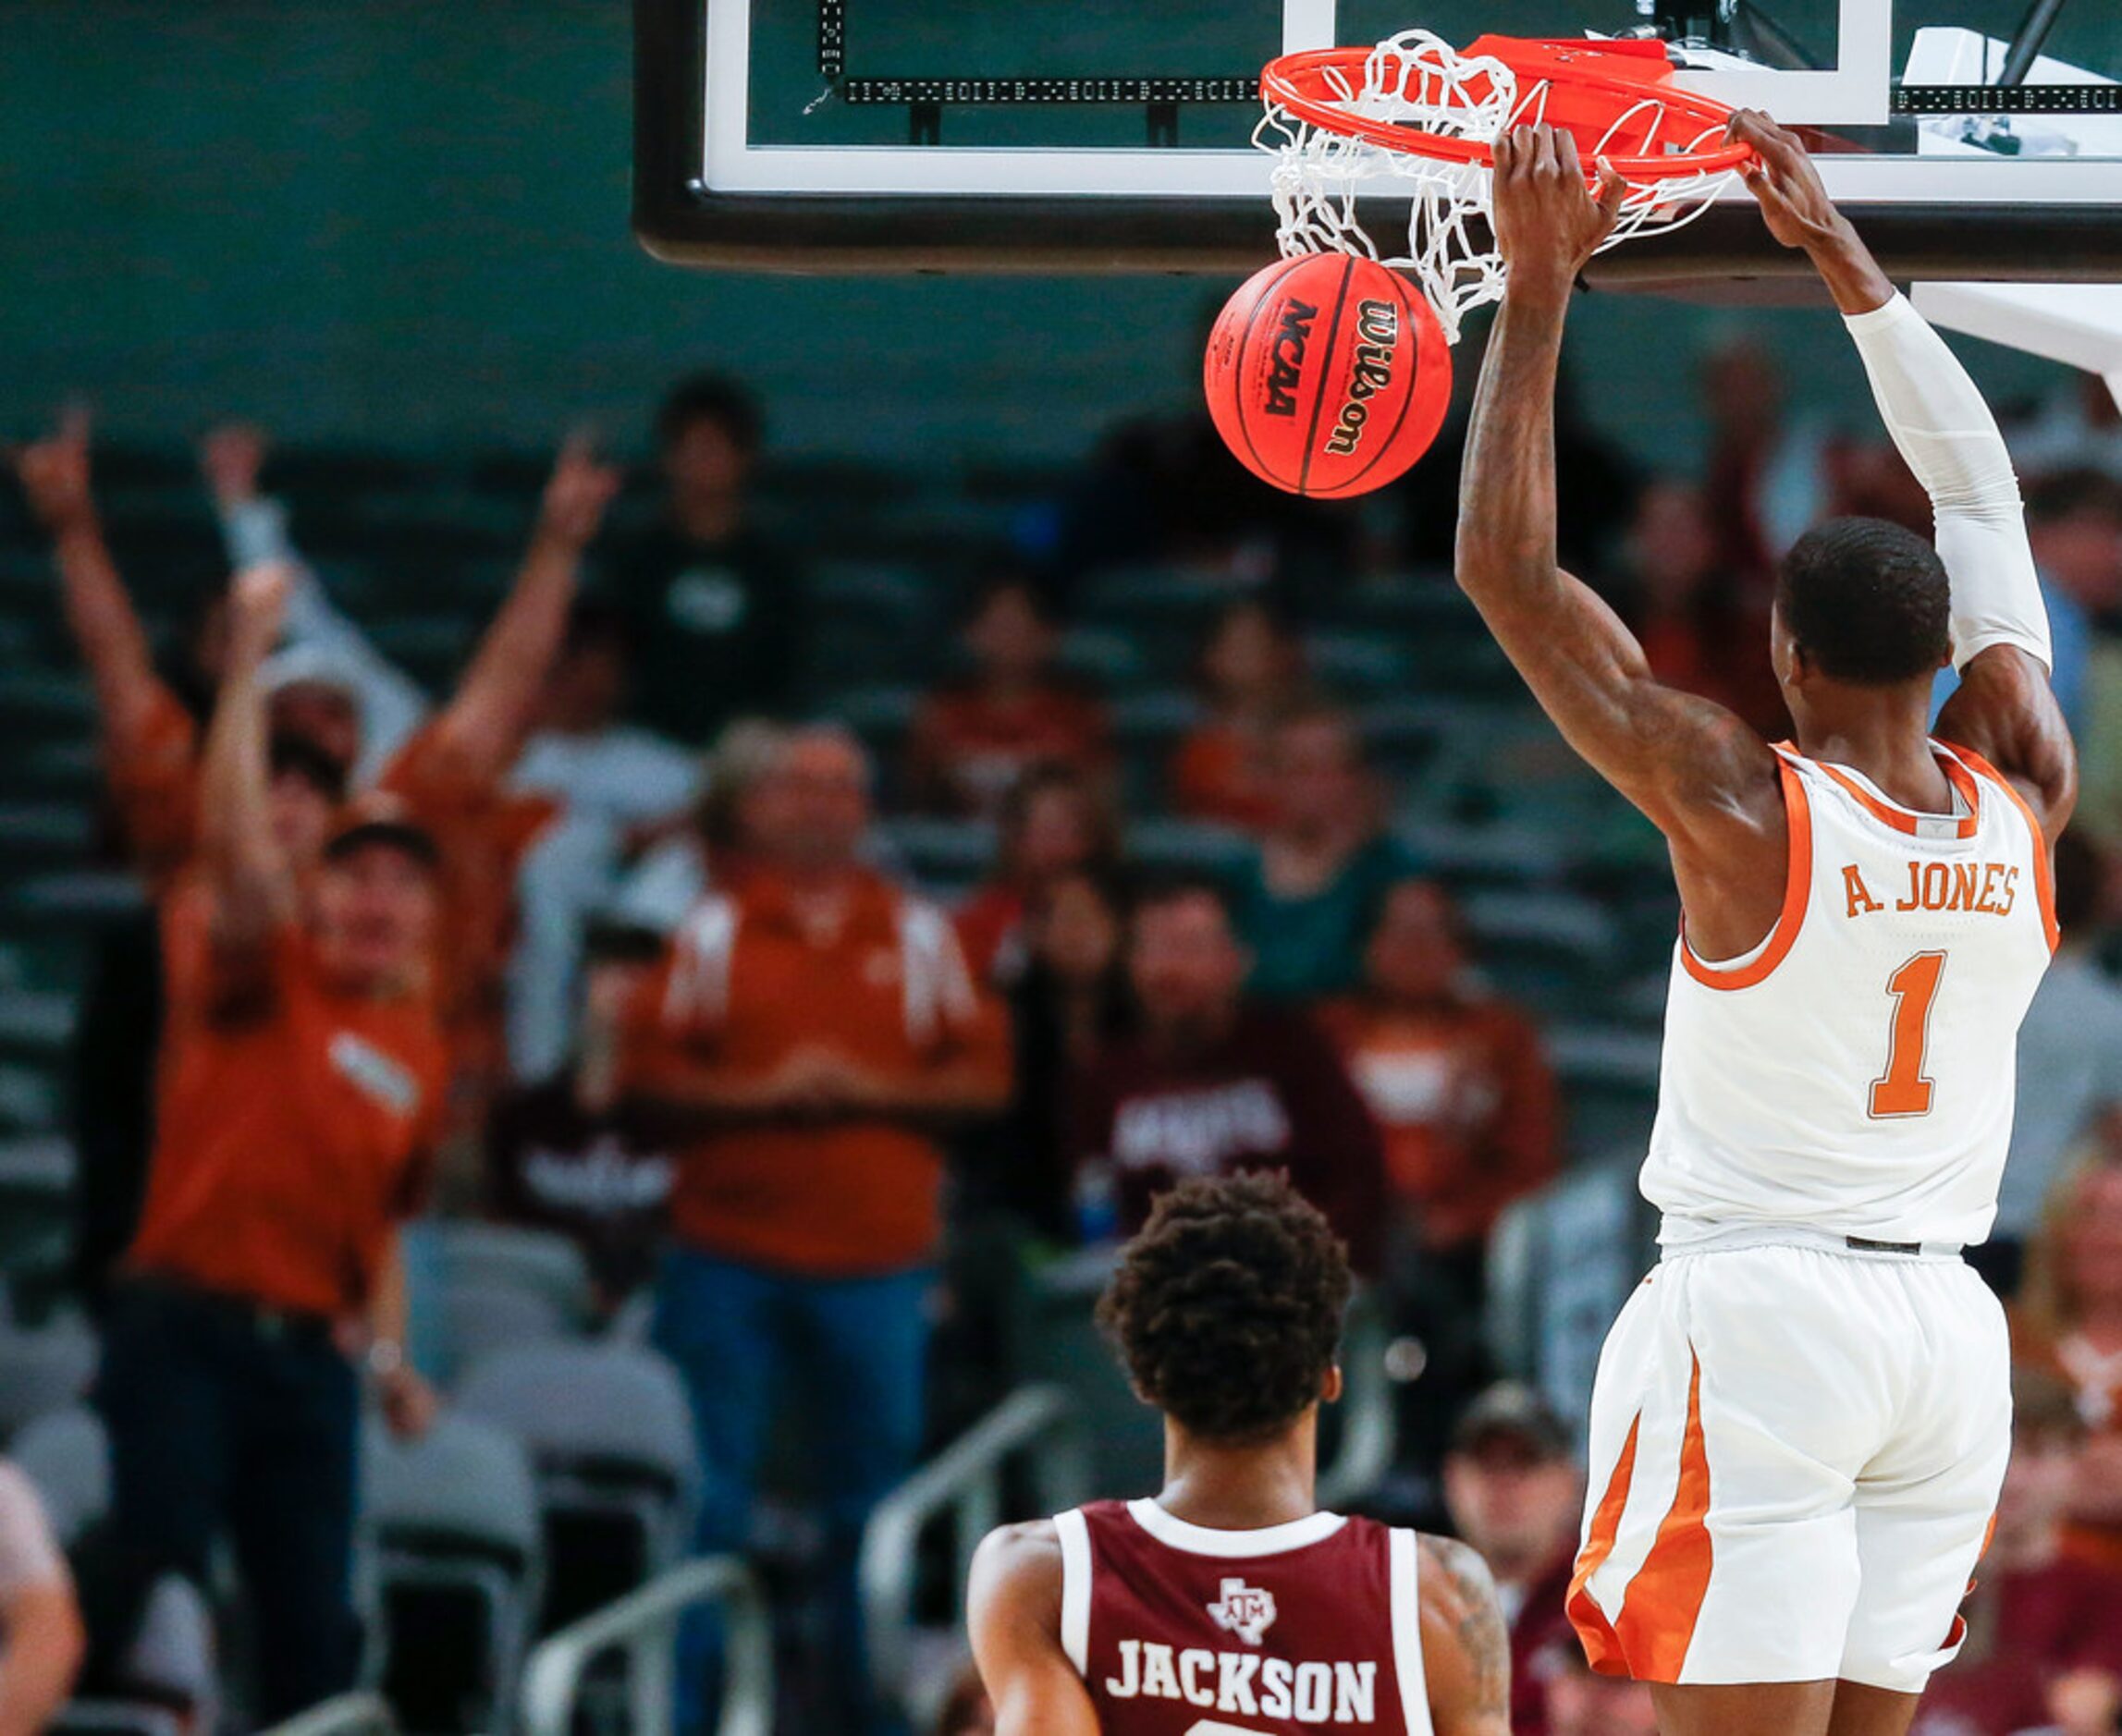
[969,1173,1512,1734]
[1912,1370,2122,1736]
[1068,874,1390,1273]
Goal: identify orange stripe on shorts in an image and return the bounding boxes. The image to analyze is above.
[1566,1412,1640,1676]
[1613,1351,1716,1682]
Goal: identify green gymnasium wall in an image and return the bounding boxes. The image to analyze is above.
[0,0,2075,472]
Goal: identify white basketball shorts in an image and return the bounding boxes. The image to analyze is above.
[1565,1233,2009,1693]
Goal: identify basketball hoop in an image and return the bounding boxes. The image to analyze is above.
[1257,32,1752,343]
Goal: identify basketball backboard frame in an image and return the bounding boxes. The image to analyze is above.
[633,0,2122,284]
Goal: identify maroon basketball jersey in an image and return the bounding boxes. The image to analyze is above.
[1055,1498,1432,1734]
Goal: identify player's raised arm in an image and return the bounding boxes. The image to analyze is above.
[1454,127,1784,851]
[967,1522,1099,1736]
[1727,110,2076,839]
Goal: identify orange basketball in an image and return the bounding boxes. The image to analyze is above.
[1204,252,1452,498]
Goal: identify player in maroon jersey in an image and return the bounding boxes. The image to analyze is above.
[969,1172,1511,1734]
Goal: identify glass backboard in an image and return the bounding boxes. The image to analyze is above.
[634,0,2122,280]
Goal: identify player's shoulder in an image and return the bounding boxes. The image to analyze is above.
[1415,1534,1503,1620]
[1415,1534,1509,1662]
[970,1518,1066,1623]
[1414,1534,1513,1726]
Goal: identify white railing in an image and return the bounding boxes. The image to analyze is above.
[520,1555,771,1736]
[256,1692,399,1736]
[859,1384,1086,1714]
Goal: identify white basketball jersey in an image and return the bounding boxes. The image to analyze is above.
[1643,740,2056,1249]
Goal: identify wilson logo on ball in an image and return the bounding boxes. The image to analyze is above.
[1324,299,1401,457]
[1205,253,1451,499]
[1261,299,1319,418]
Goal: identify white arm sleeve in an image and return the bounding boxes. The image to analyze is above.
[1842,292,2051,674]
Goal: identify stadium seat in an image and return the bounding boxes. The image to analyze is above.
[435,1281,576,1388]
[1546,1024,1662,1162]
[0,1135,76,1278]
[54,1569,216,1736]
[12,1403,110,1547]
[430,1224,593,1327]
[1120,817,1250,878]
[873,817,995,892]
[1306,630,1411,698]
[1485,1158,1661,1431]
[361,1414,544,1736]
[453,1343,697,1634]
[0,1306,98,1442]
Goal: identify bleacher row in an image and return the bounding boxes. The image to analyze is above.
[0,446,1683,1731]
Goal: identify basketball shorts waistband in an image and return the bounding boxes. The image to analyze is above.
[1656,1219,1966,1262]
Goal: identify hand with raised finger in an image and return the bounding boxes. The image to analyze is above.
[11,404,97,534]
[200,422,270,511]
[536,427,624,551]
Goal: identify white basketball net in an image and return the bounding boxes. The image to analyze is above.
[1257,31,1739,345]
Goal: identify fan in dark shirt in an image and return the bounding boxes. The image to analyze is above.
[1068,873,1388,1273]
[603,374,802,747]
[484,921,673,1307]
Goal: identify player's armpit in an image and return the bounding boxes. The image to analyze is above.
[1934,644,2078,843]
[968,1522,1100,1736]
[1418,1534,1514,1736]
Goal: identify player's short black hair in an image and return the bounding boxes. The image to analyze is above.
[656,373,765,455]
[1097,1172,1352,1445]
[1775,516,1951,686]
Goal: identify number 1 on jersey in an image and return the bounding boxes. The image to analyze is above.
[1870,950,1946,1119]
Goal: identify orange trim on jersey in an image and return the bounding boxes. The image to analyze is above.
[1613,1353,1716,1683]
[1566,1412,1641,1678]
[1809,747,1981,840]
[1943,742,2061,953]
[1678,754,1811,992]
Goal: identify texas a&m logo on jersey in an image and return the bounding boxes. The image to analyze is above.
[1208,1579,1277,1645]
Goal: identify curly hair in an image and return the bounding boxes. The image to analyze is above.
[1097,1172,1352,1445]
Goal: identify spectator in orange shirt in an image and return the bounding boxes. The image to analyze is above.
[952,763,1121,987]
[17,409,614,1205]
[98,567,448,1725]
[1320,879,1559,1259]
[1320,880,1558,1461]
[1168,598,1309,834]
[202,423,624,1152]
[905,573,1111,819]
[629,724,1011,1734]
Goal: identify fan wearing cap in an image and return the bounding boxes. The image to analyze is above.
[1443,1385,1588,1736]
[100,564,449,1726]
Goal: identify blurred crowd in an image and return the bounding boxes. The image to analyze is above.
[2,332,2121,1736]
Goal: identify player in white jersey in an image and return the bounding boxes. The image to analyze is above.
[1454,116,2075,1736]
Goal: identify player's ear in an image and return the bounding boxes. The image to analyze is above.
[1320,1364,1345,1405]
